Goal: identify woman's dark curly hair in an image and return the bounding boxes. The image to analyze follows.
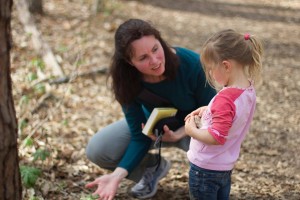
[109,19,179,105]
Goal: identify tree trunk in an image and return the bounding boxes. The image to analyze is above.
[92,0,105,14]
[0,0,23,199]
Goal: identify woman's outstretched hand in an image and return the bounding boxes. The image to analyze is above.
[85,167,128,200]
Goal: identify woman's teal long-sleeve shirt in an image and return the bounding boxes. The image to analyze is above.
[119,47,216,174]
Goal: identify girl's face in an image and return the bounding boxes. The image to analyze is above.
[129,35,165,83]
[209,62,229,86]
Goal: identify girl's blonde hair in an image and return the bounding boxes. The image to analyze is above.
[201,29,263,87]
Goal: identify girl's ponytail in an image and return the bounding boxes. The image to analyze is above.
[248,35,264,84]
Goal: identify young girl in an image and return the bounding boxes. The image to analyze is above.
[185,29,263,200]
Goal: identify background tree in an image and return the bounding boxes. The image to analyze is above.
[0,0,22,199]
[28,0,43,15]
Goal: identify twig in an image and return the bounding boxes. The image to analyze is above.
[19,117,49,151]
[30,92,55,114]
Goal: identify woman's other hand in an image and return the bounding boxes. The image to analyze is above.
[149,126,186,142]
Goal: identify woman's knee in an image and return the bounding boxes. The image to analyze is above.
[85,132,107,164]
[86,119,131,167]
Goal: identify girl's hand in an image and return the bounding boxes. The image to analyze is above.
[185,106,208,121]
[185,115,198,137]
[185,115,219,145]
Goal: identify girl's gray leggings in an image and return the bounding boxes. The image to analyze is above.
[86,119,190,182]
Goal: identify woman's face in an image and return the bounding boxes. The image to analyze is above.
[129,35,165,82]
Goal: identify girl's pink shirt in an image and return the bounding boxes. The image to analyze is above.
[187,84,256,171]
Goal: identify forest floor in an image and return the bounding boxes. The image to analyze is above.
[11,0,300,199]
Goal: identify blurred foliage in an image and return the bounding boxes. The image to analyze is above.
[20,166,42,188]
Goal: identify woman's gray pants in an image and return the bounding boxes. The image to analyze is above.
[86,119,190,182]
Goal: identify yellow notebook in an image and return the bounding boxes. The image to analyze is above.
[142,107,178,136]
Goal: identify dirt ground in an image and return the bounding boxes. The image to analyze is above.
[11,0,300,199]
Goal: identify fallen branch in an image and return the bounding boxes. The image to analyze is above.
[15,0,65,77]
[30,66,108,86]
[50,67,108,85]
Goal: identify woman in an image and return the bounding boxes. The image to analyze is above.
[85,18,216,200]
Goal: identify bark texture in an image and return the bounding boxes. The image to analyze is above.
[0,0,22,199]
